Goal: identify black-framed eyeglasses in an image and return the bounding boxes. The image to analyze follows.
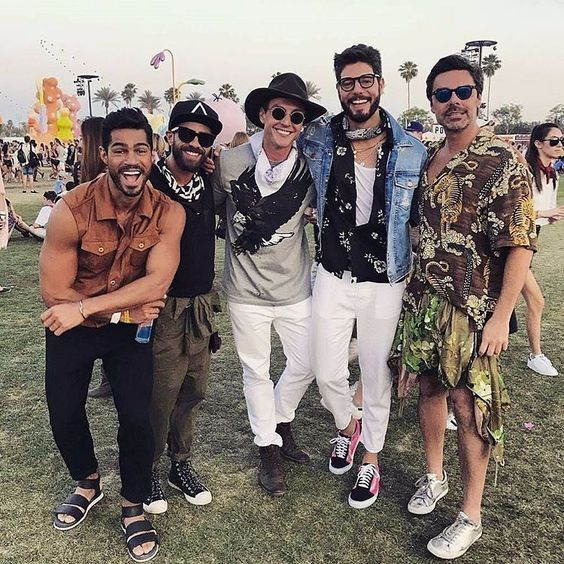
[432,85,477,104]
[268,106,306,125]
[543,137,564,147]
[336,73,379,92]
[171,126,215,148]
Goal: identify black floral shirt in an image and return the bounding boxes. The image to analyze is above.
[319,112,391,283]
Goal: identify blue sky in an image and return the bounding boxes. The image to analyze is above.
[1,0,562,123]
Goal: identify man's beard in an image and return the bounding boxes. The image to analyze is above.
[172,142,206,172]
[108,167,148,198]
[341,93,381,124]
[439,104,472,133]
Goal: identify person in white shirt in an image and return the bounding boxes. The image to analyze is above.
[16,190,56,240]
[522,122,564,376]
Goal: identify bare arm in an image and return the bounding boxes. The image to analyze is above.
[537,205,564,222]
[39,200,84,306]
[479,246,533,356]
[81,201,185,315]
[40,200,185,335]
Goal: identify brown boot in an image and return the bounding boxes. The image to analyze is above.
[258,445,286,497]
[88,369,112,399]
[276,422,310,464]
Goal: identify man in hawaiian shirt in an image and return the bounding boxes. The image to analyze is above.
[390,55,536,560]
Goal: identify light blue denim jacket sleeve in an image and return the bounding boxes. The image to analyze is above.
[299,109,428,284]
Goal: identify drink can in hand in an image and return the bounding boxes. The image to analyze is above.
[135,320,154,344]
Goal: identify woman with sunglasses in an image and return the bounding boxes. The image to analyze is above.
[522,122,564,376]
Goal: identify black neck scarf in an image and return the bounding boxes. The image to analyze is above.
[319,112,390,282]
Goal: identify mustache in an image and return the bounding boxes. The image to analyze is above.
[445,104,467,114]
[348,95,371,103]
[118,166,144,173]
[180,143,205,156]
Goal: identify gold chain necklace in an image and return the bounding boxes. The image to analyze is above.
[352,135,385,167]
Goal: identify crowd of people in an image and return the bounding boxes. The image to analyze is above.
[1,43,562,563]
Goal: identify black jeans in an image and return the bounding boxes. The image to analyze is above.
[45,324,154,503]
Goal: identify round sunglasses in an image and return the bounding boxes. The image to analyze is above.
[269,106,306,125]
[543,137,564,147]
[171,126,215,148]
[432,85,477,104]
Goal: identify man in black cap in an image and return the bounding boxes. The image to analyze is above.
[143,100,223,514]
[405,120,424,140]
[212,73,326,497]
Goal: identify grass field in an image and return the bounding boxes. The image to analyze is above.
[0,177,562,564]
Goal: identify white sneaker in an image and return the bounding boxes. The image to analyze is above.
[427,512,483,559]
[527,353,558,376]
[407,471,448,515]
[446,412,458,431]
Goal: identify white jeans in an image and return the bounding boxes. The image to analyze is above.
[311,266,405,454]
[228,298,314,447]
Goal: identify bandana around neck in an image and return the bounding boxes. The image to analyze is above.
[343,109,387,141]
[158,160,204,202]
[249,130,299,196]
[537,158,557,185]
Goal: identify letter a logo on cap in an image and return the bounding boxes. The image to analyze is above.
[191,102,208,116]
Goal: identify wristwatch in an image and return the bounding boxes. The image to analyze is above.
[110,312,122,324]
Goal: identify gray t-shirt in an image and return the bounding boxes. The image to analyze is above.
[212,141,313,306]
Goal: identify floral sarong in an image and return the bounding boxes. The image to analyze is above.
[389,289,510,464]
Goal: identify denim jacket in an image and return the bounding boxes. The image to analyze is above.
[300,110,427,283]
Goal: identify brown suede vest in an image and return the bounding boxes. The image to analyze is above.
[63,174,173,326]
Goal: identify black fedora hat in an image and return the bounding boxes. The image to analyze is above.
[169,100,223,136]
[244,73,327,129]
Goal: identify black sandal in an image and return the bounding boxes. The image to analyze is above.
[121,505,160,562]
[53,475,104,531]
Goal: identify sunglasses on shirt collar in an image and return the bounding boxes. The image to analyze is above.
[544,137,564,147]
[171,126,215,148]
[431,85,477,104]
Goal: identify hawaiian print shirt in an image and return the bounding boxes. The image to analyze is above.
[405,128,536,329]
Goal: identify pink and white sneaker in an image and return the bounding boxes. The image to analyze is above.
[348,463,380,509]
[329,419,361,475]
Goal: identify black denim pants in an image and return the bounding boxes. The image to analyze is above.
[45,323,154,503]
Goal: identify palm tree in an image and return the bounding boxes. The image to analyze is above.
[93,86,121,116]
[164,87,181,107]
[398,61,418,110]
[217,84,239,103]
[138,90,161,114]
[482,54,502,120]
[305,81,321,100]
[186,91,205,101]
[121,83,137,107]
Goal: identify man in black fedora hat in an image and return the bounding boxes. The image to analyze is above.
[143,100,224,514]
[212,73,326,497]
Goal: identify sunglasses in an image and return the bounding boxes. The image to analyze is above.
[544,137,564,147]
[171,126,215,148]
[337,73,379,92]
[269,106,306,125]
[432,85,477,104]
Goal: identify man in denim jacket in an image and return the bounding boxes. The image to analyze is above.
[301,44,426,509]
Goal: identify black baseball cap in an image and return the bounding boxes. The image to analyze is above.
[406,120,424,133]
[168,100,223,136]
